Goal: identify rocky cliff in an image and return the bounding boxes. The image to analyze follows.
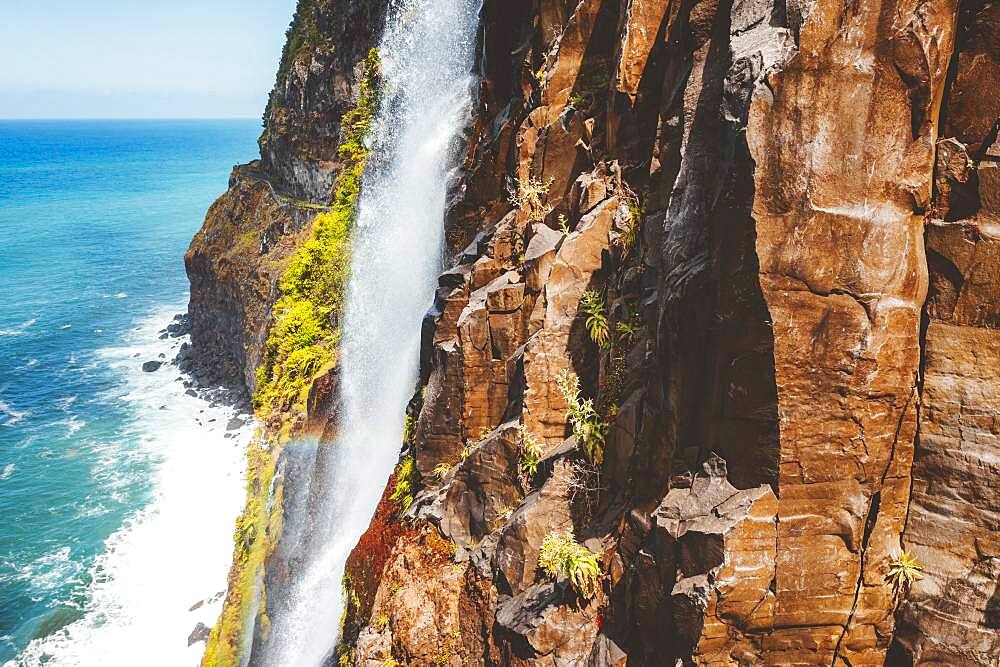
[187,0,1000,665]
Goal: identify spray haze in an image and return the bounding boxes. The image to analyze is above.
[259,0,484,664]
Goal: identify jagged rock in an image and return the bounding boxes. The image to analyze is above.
[495,460,575,595]
[417,421,523,550]
[495,581,601,665]
[187,622,211,646]
[141,360,162,373]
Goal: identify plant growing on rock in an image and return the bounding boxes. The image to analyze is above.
[520,426,543,477]
[390,456,421,512]
[509,175,553,223]
[558,213,571,236]
[432,462,452,480]
[580,290,610,348]
[616,319,641,345]
[538,531,602,599]
[887,552,923,596]
[556,370,609,465]
[402,414,416,445]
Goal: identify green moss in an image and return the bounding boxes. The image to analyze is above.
[254,49,382,424]
[204,50,382,667]
[390,456,421,512]
[203,433,282,667]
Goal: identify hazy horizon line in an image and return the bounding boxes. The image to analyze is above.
[0,116,260,121]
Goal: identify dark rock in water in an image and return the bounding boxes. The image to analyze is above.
[158,353,165,359]
[185,389,198,397]
[188,600,204,612]
[166,313,192,338]
[226,417,246,431]
[159,333,169,340]
[142,360,163,372]
[188,622,211,646]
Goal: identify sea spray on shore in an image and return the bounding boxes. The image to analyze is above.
[10,305,254,666]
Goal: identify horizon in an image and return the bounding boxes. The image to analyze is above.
[0,1,295,119]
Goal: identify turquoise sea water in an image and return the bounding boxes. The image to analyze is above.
[0,120,259,664]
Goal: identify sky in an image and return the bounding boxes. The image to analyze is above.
[0,1,297,119]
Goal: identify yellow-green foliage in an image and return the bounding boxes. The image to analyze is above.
[580,290,610,349]
[390,456,421,511]
[402,414,417,445]
[887,551,923,595]
[538,531,602,599]
[556,370,609,465]
[254,49,381,421]
[520,426,543,477]
[206,50,382,667]
[203,434,283,666]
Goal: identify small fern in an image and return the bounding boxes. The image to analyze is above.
[580,290,610,348]
[887,552,923,595]
[390,456,421,511]
[520,426,543,477]
[558,214,571,236]
[432,462,452,480]
[538,531,602,598]
[556,370,609,465]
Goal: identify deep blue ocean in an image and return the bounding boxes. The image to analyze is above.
[0,120,260,665]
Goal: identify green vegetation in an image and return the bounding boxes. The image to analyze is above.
[509,175,553,223]
[519,426,543,477]
[580,290,610,348]
[617,187,643,253]
[203,433,283,666]
[558,213,571,236]
[432,462,452,480]
[538,531,602,599]
[616,319,640,345]
[556,370,609,465]
[254,49,382,422]
[402,414,417,445]
[887,552,923,595]
[205,50,382,667]
[390,456,421,511]
[263,0,323,124]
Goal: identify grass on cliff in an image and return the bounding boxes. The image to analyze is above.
[539,531,602,599]
[254,48,381,423]
[205,50,381,667]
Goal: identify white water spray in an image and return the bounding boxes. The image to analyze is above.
[261,0,482,664]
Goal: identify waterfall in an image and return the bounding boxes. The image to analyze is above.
[259,0,483,664]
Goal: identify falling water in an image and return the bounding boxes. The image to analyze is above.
[259,0,483,664]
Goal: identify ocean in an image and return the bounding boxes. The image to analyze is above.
[0,120,259,665]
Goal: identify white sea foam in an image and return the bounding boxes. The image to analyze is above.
[0,464,14,481]
[0,319,37,337]
[0,401,29,427]
[12,303,253,667]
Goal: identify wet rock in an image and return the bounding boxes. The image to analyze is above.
[187,622,210,646]
[141,360,162,372]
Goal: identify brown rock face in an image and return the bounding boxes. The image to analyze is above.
[895,2,1000,661]
[186,0,1000,662]
[184,164,314,396]
[184,0,385,400]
